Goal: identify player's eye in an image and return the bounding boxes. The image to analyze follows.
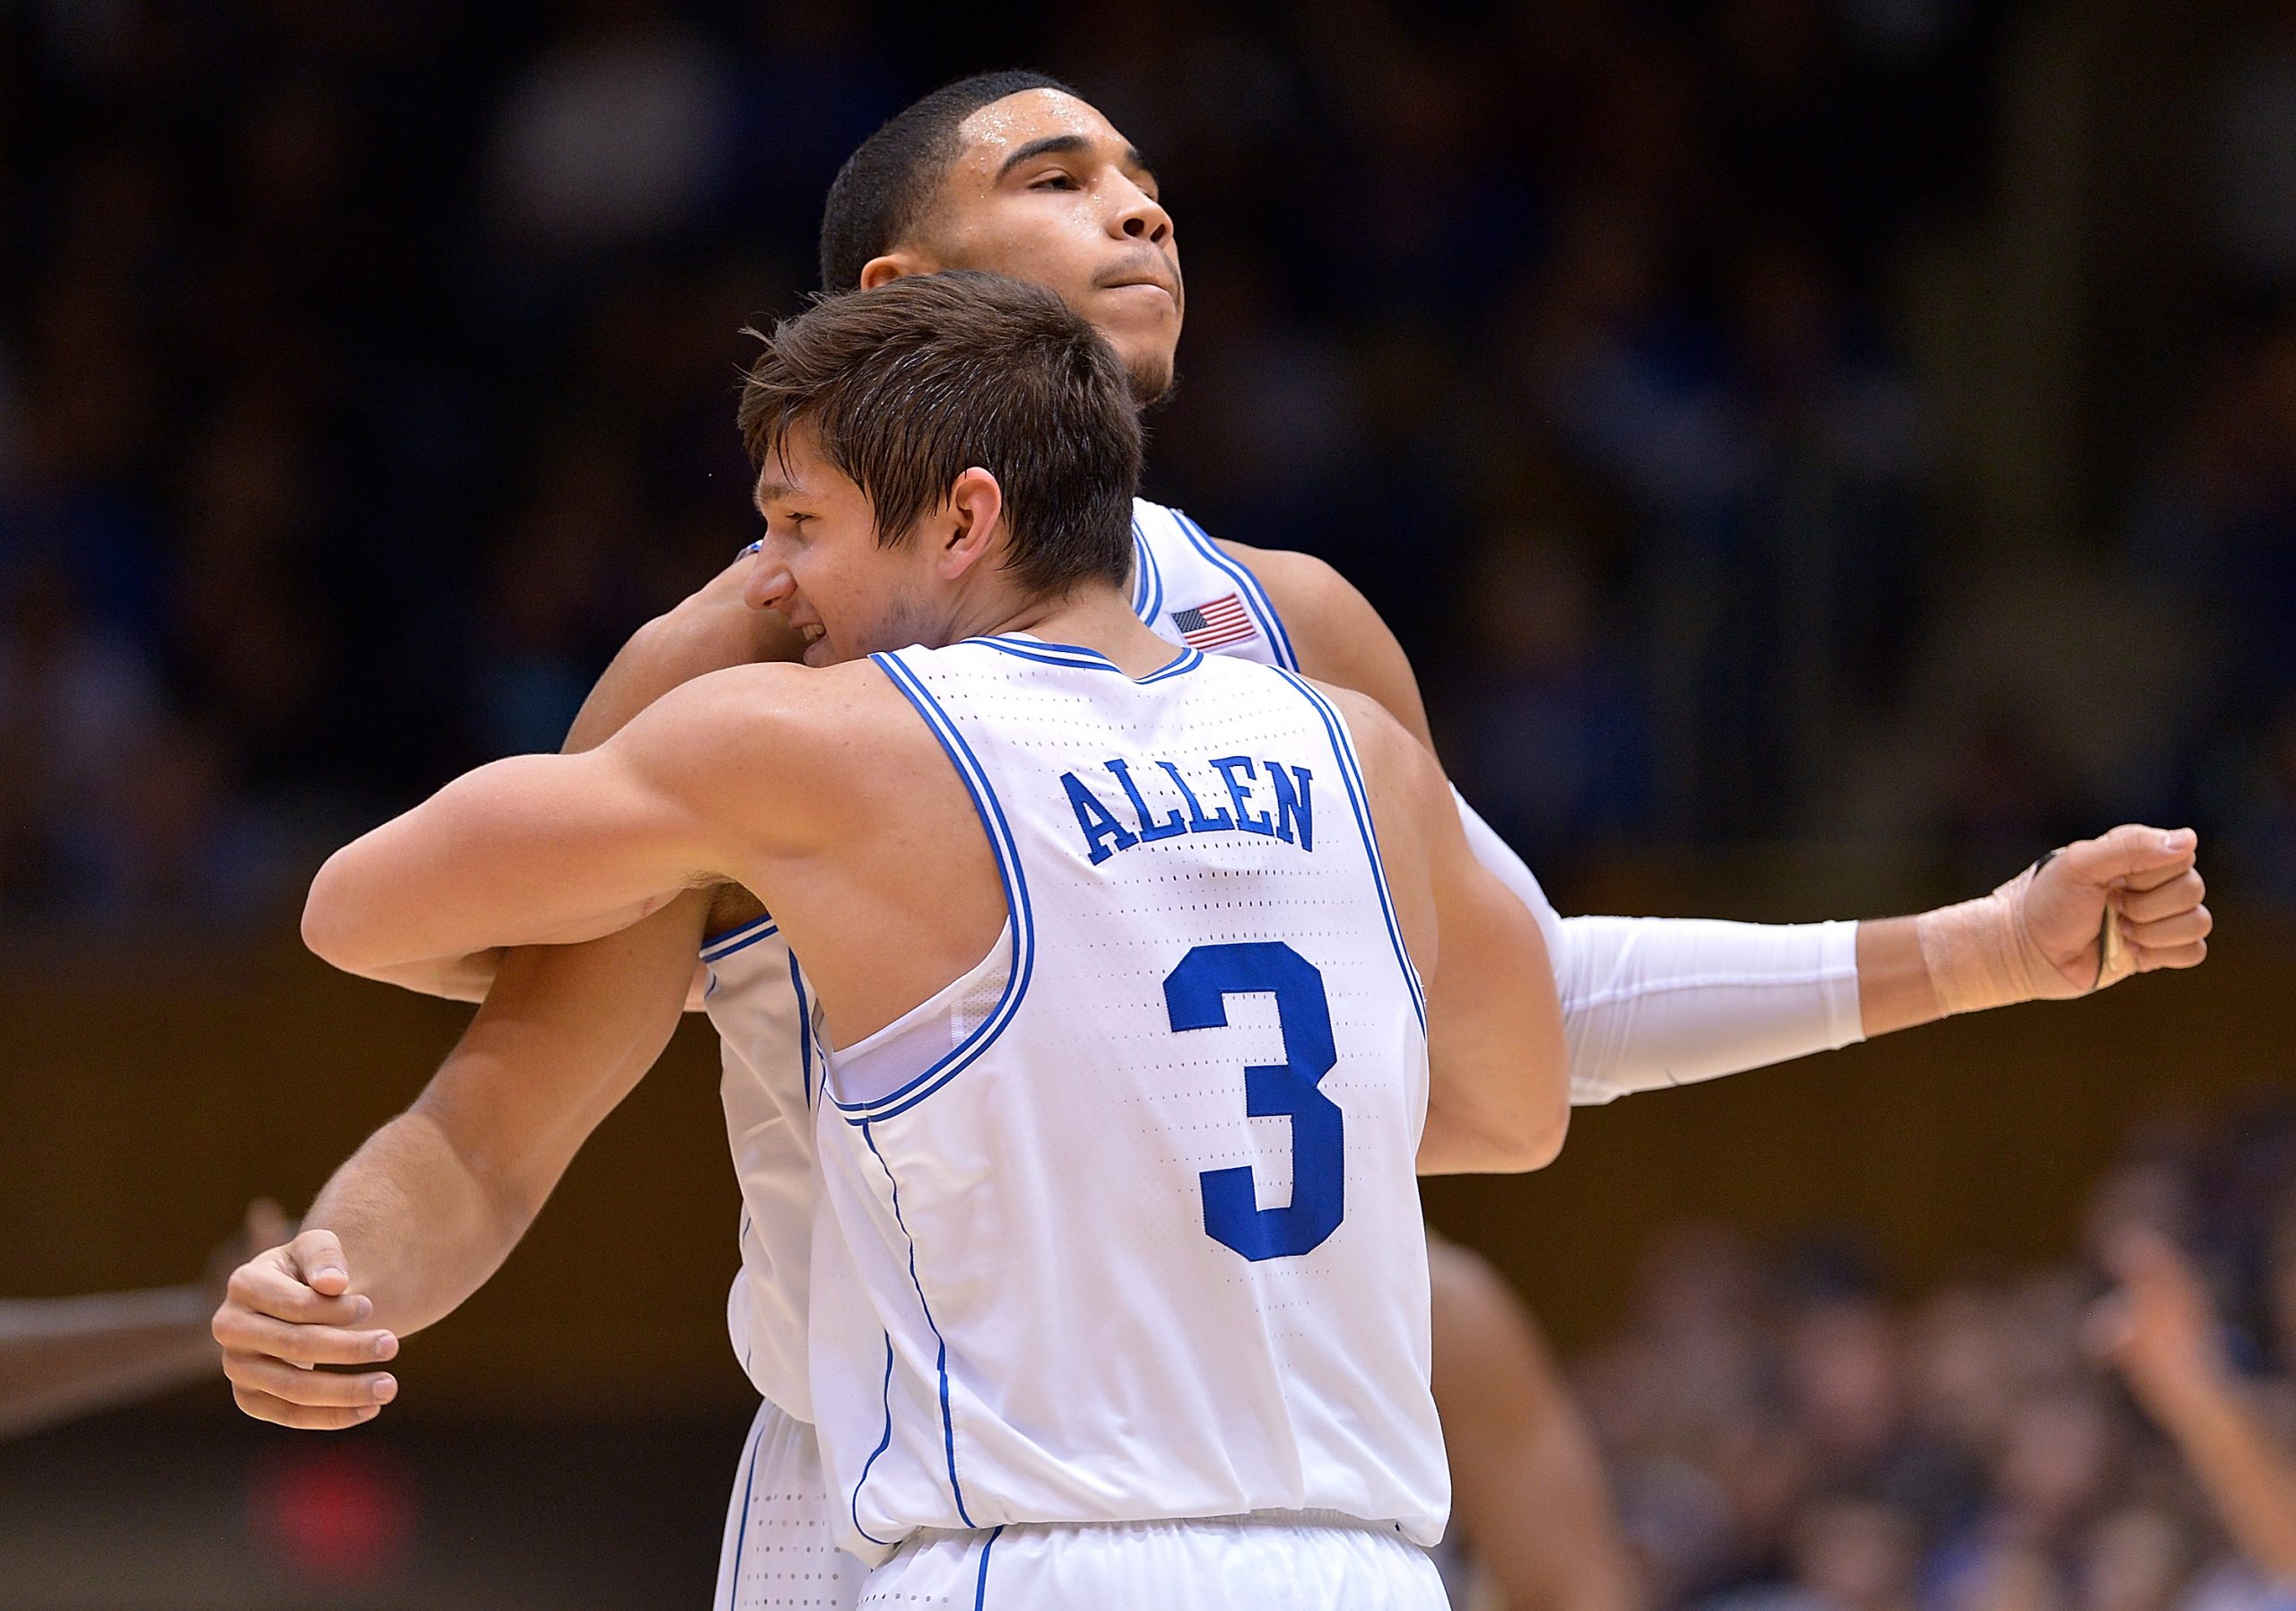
[1031,170,1081,191]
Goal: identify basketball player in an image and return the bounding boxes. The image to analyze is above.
[214,73,2211,1611]
[283,273,1569,1606]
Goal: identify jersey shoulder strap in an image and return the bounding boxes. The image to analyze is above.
[1131,498,1300,670]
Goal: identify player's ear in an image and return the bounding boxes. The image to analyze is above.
[938,468,1004,579]
[858,249,934,291]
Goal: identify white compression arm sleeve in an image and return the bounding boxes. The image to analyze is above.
[1453,790,1866,1106]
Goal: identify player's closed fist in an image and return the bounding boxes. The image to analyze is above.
[212,1227,401,1431]
[2024,825,2208,993]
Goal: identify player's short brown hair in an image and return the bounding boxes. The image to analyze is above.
[738,271,1142,600]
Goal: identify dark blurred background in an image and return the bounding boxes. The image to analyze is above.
[1,0,2292,1606]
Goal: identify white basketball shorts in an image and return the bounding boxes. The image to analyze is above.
[856,1511,1448,1610]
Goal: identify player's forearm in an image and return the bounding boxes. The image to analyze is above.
[302,1109,535,1337]
[324,948,505,1003]
[1453,795,1866,1103]
[1853,915,1942,1036]
[1430,1243,1645,1611]
[303,900,700,1337]
[304,756,686,974]
[1552,914,1866,1102]
[0,1288,220,1440]
[346,603,786,1005]
[563,577,802,753]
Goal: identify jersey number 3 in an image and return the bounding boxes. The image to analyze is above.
[1163,941,1344,1262]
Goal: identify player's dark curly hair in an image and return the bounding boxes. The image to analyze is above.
[817,69,1077,293]
[738,272,1141,599]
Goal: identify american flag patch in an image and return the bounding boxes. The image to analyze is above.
[1170,594,1257,650]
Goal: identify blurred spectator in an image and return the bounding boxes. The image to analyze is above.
[469,430,642,758]
[1575,1102,2296,1611]
[0,556,268,919]
[2207,4,2296,294]
[0,557,165,909]
[483,0,731,257]
[2092,1228,2296,1590]
[2126,319,2296,739]
[1448,522,1650,875]
[721,1,903,238]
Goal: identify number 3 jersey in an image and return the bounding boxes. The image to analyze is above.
[707,500,1310,1427]
[805,633,1448,1564]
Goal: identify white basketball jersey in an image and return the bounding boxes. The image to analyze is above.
[805,636,1447,1563]
[704,500,1298,1420]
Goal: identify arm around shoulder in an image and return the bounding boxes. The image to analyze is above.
[303,666,799,978]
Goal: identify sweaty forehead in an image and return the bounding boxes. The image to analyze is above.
[949,89,1130,181]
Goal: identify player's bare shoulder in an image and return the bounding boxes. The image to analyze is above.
[1209,538,1351,623]
[1213,538,1437,746]
[631,657,933,841]
[1308,680,1442,813]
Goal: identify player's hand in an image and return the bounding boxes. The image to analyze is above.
[2023,825,2208,993]
[200,1197,293,1307]
[2085,1226,2228,1419]
[212,1228,400,1430]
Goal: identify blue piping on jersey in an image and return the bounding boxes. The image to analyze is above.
[970,635,1202,684]
[1130,516,1165,625]
[839,654,1037,1122]
[968,638,1125,670]
[1172,509,1300,671]
[850,1334,898,1548]
[700,917,779,962]
[724,1405,769,1605]
[1274,668,1429,1032]
[973,1525,1005,1608]
[787,952,816,1109]
[862,1123,976,1528]
[1135,646,1204,683]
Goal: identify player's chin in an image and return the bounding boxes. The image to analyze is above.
[1104,335,1176,409]
[1094,307,1179,398]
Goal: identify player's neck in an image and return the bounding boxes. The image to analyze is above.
[978,581,1175,677]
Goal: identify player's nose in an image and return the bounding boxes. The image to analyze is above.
[743,544,793,614]
[1112,181,1170,247]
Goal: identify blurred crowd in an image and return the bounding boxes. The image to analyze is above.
[1,0,2293,927]
[1578,1097,2296,1611]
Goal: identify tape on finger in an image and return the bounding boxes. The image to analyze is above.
[2098,901,2134,988]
